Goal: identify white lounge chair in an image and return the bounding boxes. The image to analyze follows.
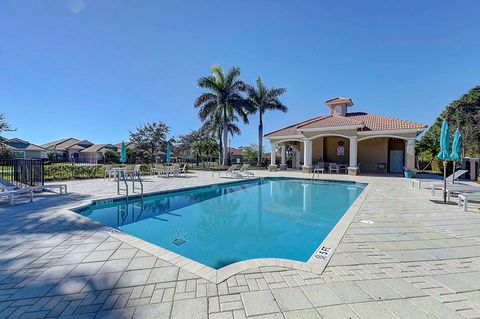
[458,192,480,212]
[414,170,469,189]
[238,164,254,177]
[0,188,34,206]
[225,164,242,178]
[431,184,480,201]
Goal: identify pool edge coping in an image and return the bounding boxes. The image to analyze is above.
[68,176,371,284]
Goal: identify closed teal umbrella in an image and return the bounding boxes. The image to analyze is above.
[450,129,462,184]
[120,141,127,163]
[166,143,171,162]
[437,119,450,202]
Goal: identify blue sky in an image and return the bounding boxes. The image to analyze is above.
[1,0,479,147]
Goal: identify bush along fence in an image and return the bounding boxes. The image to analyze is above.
[43,160,110,181]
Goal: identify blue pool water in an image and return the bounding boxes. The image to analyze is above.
[76,178,366,269]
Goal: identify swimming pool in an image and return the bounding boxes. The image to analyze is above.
[75,178,366,269]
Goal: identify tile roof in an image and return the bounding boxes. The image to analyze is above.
[265,112,427,137]
[4,138,46,152]
[80,144,117,153]
[228,147,243,156]
[264,115,329,138]
[41,138,77,149]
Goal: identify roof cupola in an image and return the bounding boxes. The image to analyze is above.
[325,97,353,116]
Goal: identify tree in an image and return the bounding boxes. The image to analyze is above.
[417,86,480,163]
[194,65,254,166]
[247,77,287,166]
[103,149,120,164]
[176,130,203,160]
[191,139,219,169]
[0,114,14,158]
[129,122,170,163]
[201,114,241,165]
[242,144,265,165]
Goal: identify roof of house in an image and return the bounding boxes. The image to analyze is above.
[115,141,135,149]
[228,147,243,156]
[4,138,46,152]
[42,138,94,151]
[41,138,76,149]
[265,112,427,137]
[80,144,117,153]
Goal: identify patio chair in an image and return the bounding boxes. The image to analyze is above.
[225,164,242,178]
[153,164,166,177]
[458,192,480,212]
[329,163,339,174]
[178,164,187,177]
[104,165,113,180]
[171,164,181,177]
[314,162,326,174]
[238,164,254,177]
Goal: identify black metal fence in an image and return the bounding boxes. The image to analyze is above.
[0,158,44,188]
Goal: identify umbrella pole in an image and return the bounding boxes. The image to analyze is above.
[452,161,455,185]
[443,161,447,203]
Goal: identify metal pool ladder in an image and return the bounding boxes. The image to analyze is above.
[132,171,144,199]
[117,171,129,198]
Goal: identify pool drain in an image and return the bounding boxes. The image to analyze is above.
[360,220,375,224]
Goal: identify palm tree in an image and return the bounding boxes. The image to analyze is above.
[195,65,253,166]
[247,77,287,166]
[201,113,241,164]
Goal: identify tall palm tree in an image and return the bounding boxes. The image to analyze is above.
[201,113,241,164]
[195,65,253,166]
[247,77,288,166]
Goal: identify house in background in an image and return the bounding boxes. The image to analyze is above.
[114,141,136,153]
[228,147,244,164]
[79,144,118,164]
[42,138,94,161]
[3,138,47,159]
[265,97,427,174]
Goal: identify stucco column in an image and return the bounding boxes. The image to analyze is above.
[303,139,312,172]
[348,137,358,175]
[296,149,301,169]
[270,143,276,166]
[281,145,286,165]
[405,139,416,172]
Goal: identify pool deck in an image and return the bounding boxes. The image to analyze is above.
[1,171,480,318]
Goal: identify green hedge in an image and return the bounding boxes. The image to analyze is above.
[44,164,107,181]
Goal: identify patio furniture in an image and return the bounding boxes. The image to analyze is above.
[238,164,254,177]
[329,163,339,173]
[338,163,348,173]
[225,164,242,178]
[37,184,68,194]
[171,164,181,177]
[458,192,480,212]
[314,162,326,174]
[178,164,187,177]
[431,183,480,201]
[155,165,166,177]
[104,165,113,180]
[1,188,34,206]
[110,167,127,181]
[413,169,469,189]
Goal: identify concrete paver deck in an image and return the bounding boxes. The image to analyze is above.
[0,171,479,318]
